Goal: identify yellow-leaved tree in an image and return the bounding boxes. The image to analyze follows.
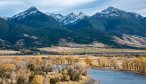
[31,75,44,84]
[1,64,16,72]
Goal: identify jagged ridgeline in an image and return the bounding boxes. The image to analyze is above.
[0,6,146,49]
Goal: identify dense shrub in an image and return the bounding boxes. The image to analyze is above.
[50,78,57,84]
[17,77,25,84]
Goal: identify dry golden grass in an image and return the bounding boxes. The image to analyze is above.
[38,47,146,54]
[0,50,20,54]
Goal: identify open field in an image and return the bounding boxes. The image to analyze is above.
[0,46,146,56]
[38,47,146,53]
[0,50,20,55]
[38,47,146,56]
[39,47,146,53]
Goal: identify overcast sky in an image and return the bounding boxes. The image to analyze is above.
[0,0,146,17]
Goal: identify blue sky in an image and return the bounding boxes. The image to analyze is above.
[0,0,146,17]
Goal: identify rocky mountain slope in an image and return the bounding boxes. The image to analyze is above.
[0,6,146,49]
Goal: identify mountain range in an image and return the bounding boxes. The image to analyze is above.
[0,6,146,49]
[46,12,89,25]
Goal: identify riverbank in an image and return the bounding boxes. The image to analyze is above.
[91,66,146,75]
[86,78,98,84]
[57,76,98,84]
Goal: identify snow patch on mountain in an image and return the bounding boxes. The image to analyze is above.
[22,33,38,40]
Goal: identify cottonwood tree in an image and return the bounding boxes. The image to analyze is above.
[0,64,16,84]
[31,75,44,84]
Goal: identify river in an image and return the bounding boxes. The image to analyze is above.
[88,69,146,84]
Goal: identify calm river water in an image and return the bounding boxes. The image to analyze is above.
[88,69,146,84]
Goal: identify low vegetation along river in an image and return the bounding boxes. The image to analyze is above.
[88,69,146,84]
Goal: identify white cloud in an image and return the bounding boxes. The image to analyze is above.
[0,0,23,8]
[135,9,146,16]
[0,0,96,16]
[0,0,146,16]
[37,0,95,7]
[104,0,146,13]
[85,0,146,16]
[1,0,96,8]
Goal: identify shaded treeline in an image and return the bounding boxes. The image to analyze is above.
[86,56,146,74]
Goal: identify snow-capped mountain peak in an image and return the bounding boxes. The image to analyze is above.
[78,12,88,19]
[46,12,89,25]
[10,7,40,21]
[66,12,86,18]
[63,12,88,25]
[67,12,75,16]
[26,6,38,12]
[2,16,9,20]
[101,6,125,14]
[99,6,127,17]
[46,13,64,22]
[94,6,144,20]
